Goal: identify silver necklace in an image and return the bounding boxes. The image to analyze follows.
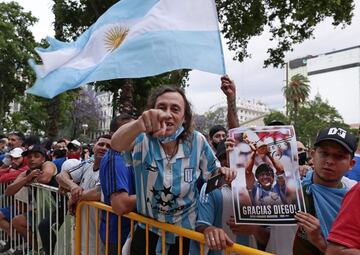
[164,142,178,166]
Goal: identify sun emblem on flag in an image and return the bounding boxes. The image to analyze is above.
[104,26,129,52]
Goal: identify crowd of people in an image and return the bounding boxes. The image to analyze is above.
[0,75,359,255]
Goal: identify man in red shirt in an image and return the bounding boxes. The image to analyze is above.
[0,148,29,183]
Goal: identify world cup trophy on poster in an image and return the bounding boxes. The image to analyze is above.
[229,125,306,225]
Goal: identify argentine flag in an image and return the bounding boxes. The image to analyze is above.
[27,0,225,98]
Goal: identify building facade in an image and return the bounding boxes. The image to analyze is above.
[287,45,360,124]
[208,98,271,128]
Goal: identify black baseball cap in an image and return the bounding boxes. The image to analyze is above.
[22,144,47,157]
[314,127,357,156]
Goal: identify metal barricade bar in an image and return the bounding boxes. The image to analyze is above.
[75,201,273,255]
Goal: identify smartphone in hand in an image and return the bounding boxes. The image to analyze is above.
[205,173,225,194]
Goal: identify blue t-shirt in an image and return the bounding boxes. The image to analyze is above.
[52,157,67,173]
[99,148,135,245]
[345,154,360,181]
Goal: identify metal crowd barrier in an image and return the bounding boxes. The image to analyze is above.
[0,181,28,254]
[0,182,72,255]
[2,181,272,255]
[75,201,272,255]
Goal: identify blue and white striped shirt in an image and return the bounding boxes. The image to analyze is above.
[132,131,219,241]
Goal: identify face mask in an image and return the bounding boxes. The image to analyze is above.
[67,152,81,160]
[212,141,219,151]
[158,125,184,144]
[298,151,307,166]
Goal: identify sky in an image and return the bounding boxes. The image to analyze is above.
[4,0,360,123]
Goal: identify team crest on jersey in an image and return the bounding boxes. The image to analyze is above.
[184,168,194,183]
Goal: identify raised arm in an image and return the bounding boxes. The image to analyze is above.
[221,75,240,129]
[245,151,256,189]
[111,109,170,152]
[266,151,284,175]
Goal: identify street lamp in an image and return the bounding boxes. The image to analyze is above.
[81,123,89,136]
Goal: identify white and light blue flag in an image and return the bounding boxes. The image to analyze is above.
[27,0,226,98]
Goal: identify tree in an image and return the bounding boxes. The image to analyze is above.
[6,95,48,135]
[0,2,37,130]
[263,111,290,125]
[263,96,350,148]
[282,74,310,123]
[67,89,103,140]
[295,95,349,147]
[216,0,354,67]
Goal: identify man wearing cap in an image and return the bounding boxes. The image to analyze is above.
[4,144,57,253]
[293,127,357,255]
[67,139,82,160]
[0,148,29,183]
[0,147,29,253]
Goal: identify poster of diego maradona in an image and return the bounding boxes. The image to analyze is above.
[228,125,305,225]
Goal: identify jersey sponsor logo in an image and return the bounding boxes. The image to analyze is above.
[184,167,194,183]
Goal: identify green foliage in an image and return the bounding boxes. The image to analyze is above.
[4,91,78,137]
[295,95,349,147]
[65,89,103,140]
[263,111,290,125]
[283,74,310,123]
[216,0,354,67]
[0,2,38,129]
[6,95,48,134]
[197,107,227,134]
[264,96,349,148]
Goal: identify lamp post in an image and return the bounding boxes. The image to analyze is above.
[81,123,88,136]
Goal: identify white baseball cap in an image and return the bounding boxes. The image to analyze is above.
[67,139,81,149]
[8,148,24,158]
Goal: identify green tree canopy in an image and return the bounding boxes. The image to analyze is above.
[295,95,349,147]
[0,1,37,130]
[264,96,350,148]
[217,0,354,67]
[263,111,290,125]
